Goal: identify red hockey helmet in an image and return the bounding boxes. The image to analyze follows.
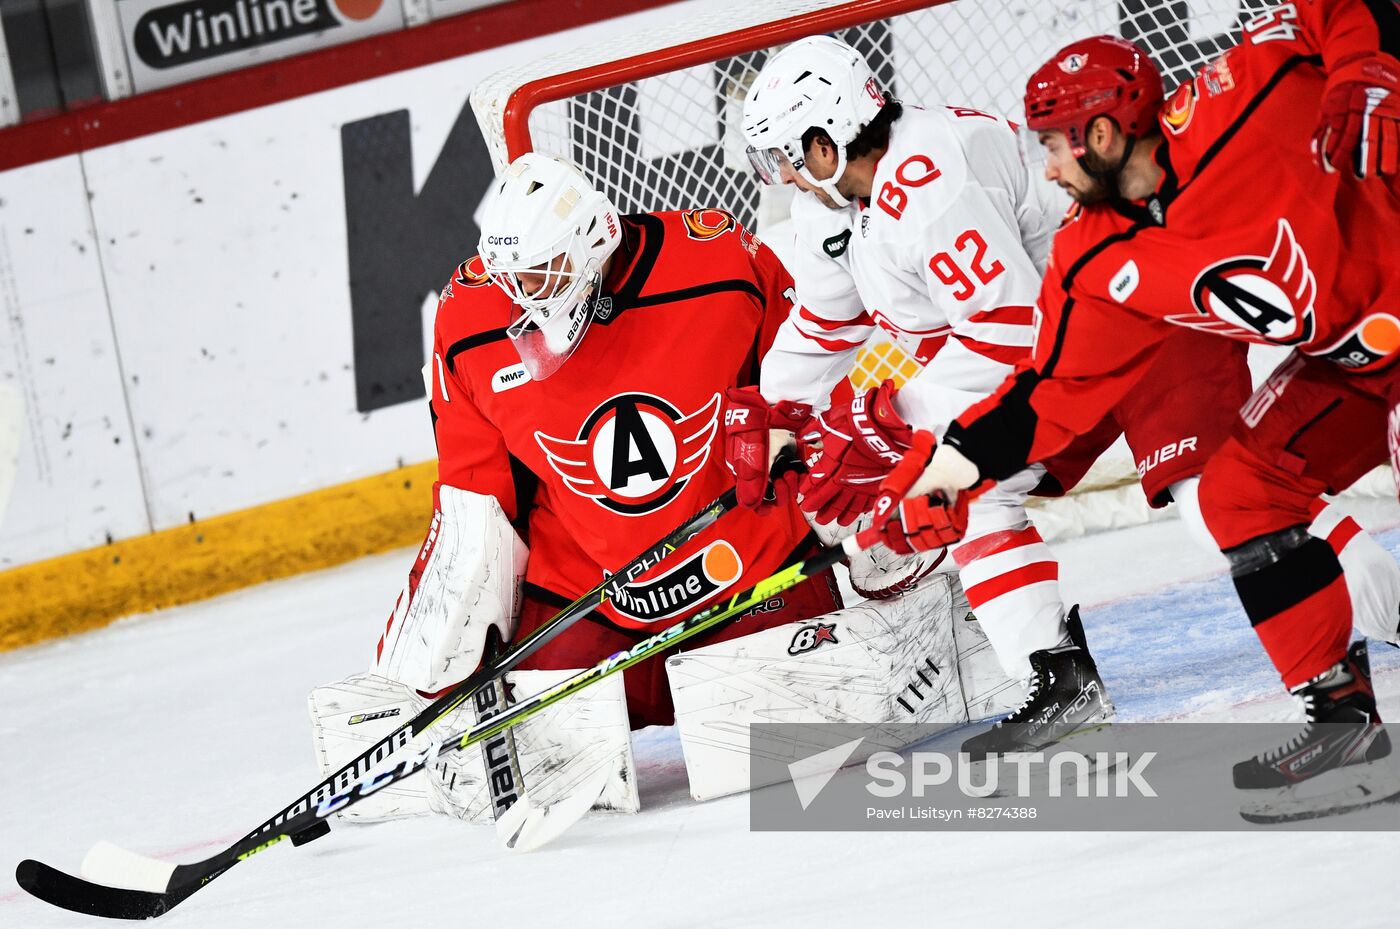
[1024,36,1164,157]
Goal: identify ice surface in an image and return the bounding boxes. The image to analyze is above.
[3,505,1399,929]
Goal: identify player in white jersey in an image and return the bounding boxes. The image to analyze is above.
[726,36,1112,754]
[728,36,1400,760]
[761,105,1057,413]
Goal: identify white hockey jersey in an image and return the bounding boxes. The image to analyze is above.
[761,104,1060,431]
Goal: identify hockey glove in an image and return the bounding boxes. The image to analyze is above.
[1314,52,1400,179]
[800,379,913,527]
[722,386,813,510]
[860,431,975,555]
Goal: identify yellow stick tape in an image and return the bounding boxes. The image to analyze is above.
[0,461,437,653]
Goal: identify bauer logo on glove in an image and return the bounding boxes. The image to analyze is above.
[799,379,914,527]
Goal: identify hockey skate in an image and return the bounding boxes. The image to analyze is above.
[960,606,1115,758]
[1235,641,1400,824]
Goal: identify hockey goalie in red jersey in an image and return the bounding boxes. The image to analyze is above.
[876,0,1400,819]
[307,153,1004,826]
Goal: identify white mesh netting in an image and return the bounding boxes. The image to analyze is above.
[470,0,1268,205]
[469,0,1392,536]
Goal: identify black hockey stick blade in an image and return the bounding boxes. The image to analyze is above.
[17,518,848,921]
[14,481,756,920]
[15,858,208,920]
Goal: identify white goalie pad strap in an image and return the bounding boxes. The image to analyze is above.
[668,575,973,802]
[374,486,528,694]
[308,673,431,822]
[426,668,639,822]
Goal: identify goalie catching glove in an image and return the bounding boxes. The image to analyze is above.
[862,430,981,555]
[1314,51,1400,179]
[721,387,812,511]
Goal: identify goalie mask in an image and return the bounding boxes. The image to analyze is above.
[478,153,622,380]
[742,35,885,207]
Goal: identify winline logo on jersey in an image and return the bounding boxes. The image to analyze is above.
[604,539,743,623]
[132,0,385,69]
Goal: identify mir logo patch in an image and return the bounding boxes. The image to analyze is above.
[823,229,852,258]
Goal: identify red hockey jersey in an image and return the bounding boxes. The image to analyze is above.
[428,210,814,631]
[945,0,1400,481]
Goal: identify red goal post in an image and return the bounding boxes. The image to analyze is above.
[468,0,1393,536]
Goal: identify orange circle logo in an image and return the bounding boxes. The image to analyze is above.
[681,209,735,241]
[333,0,383,21]
[1361,316,1400,355]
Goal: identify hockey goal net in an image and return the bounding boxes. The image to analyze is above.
[469,0,1393,537]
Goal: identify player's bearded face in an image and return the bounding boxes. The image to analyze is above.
[1039,131,1110,205]
[777,149,845,211]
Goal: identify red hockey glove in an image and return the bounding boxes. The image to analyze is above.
[858,431,971,555]
[800,379,913,527]
[722,387,812,510]
[1313,52,1400,179]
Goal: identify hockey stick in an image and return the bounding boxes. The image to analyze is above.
[13,476,756,920]
[17,532,859,920]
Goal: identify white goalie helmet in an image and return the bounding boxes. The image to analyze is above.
[478,153,622,380]
[742,35,886,207]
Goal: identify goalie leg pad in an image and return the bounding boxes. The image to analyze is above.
[667,574,973,801]
[308,673,431,822]
[947,576,1027,721]
[425,668,640,822]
